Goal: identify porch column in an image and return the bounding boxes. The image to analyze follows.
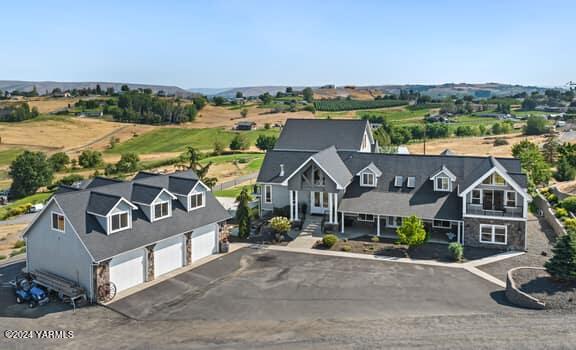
[458,222,463,244]
[289,190,294,221]
[145,244,156,282]
[341,211,345,233]
[333,193,338,225]
[377,215,381,236]
[328,192,333,224]
[294,191,299,221]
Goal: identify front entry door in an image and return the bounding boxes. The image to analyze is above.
[311,191,329,215]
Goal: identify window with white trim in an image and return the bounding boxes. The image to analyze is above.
[505,191,516,207]
[361,172,375,187]
[51,212,65,232]
[110,212,129,232]
[394,176,403,187]
[358,213,374,222]
[406,176,416,188]
[263,185,272,203]
[482,173,506,186]
[480,224,507,244]
[189,192,205,210]
[153,200,170,220]
[471,189,482,205]
[387,216,402,227]
[435,176,450,191]
[433,220,451,229]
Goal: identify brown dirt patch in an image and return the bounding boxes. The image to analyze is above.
[0,223,27,258]
[407,133,548,157]
[189,105,314,129]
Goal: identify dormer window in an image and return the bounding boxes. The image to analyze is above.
[110,211,130,233]
[394,176,403,187]
[152,200,170,221]
[435,176,450,191]
[189,192,205,211]
[361,172,376,187]
[51,212,65,232]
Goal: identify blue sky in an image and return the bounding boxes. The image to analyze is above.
[1,0,574,88]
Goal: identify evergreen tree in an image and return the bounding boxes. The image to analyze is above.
[235,187,251,239]
[545,230,576,281]
[555,157,576,181]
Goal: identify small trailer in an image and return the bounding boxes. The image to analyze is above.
[30,270,87,310]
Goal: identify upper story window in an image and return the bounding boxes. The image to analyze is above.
[471,189,482,204]
[263,185,272,203]
[406,177,416,188]
[394,176,404,187]
[482,173,506,186]
[189,192,205,210]
[435,176,450,191]
[110,211,130,233]
[51,212,65,232]
[153,200,170,221]
[361,172,376,187]
[313,169,325,186]
[505,191,517,207]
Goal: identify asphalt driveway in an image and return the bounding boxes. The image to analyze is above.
[108,247,514,321]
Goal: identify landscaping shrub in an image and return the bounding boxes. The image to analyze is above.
[370,236,380,243]
[547,193,558,204]
[493,138,509,146]
[341,244,352,252]
[448,242,464,262]
[322,234,338,248]
[564,218,576,231]
[545,230,576,281]
[13,240,25,249]
[396,215,428,248]
[0,255,5,260]
[540,187,550,196]
[269,216,291,235]
[560,197,576,213]
[555,207,568,218]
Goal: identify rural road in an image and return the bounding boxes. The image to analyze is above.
[0,212,38,226]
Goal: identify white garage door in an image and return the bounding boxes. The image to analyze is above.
[192,230,216,262]
[109,248,146,293]
[154,235,184,277]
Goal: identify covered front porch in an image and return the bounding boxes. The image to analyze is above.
[337,212,463,244]
[288,190,339,225]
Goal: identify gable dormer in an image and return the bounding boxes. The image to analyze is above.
[168,175,209,211]
[429,165,456,192]
[131,183,177,222]
[87,192,137,234]
[356,162,382,187]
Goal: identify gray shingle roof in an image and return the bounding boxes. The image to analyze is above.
[131,183,163,204]
[310,146,353,188]
[50,170,230,262]
[274,119,370,151]
[168,175,199,195]
[87,192,123,216]
[258,150,527,219]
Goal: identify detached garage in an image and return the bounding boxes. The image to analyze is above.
[109,248,146,293]
[154,235,185,278]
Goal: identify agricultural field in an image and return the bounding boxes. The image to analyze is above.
[407,133,547,157]
[314,99,407,111]
[107,127,279,154]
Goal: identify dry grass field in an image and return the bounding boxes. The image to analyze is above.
[407,133,548,157]
[313,87,383,100]
[0,223,27,258]
[190,104,314,129]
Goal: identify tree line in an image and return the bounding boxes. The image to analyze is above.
[0,103,39,122]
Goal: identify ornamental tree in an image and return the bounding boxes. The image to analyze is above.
[545,230,576,281]
[235,187,252,239]
[396,215,428,248]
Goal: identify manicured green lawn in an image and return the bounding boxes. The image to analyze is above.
[200,152,263,166]
[108,128,279,154]
[0,148,24,167]
[214,185,251,198]
[357,108,435,125]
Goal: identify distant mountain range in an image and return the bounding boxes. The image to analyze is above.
[189,83,550,98]
[0,80,192,96]
[0,80,553,99]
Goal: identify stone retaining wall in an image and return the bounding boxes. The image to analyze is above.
[533,194,566,237]
[505,267,546,310]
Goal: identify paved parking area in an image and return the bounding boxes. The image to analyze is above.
[109,247,514,321]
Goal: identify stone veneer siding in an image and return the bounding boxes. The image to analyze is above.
[95,259,110,301]
[184,232,192,265]
[463,216,526,251]
[145,244,155,281]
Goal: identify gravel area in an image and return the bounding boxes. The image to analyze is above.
[513,268,576,310]
[478,214,555,281]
